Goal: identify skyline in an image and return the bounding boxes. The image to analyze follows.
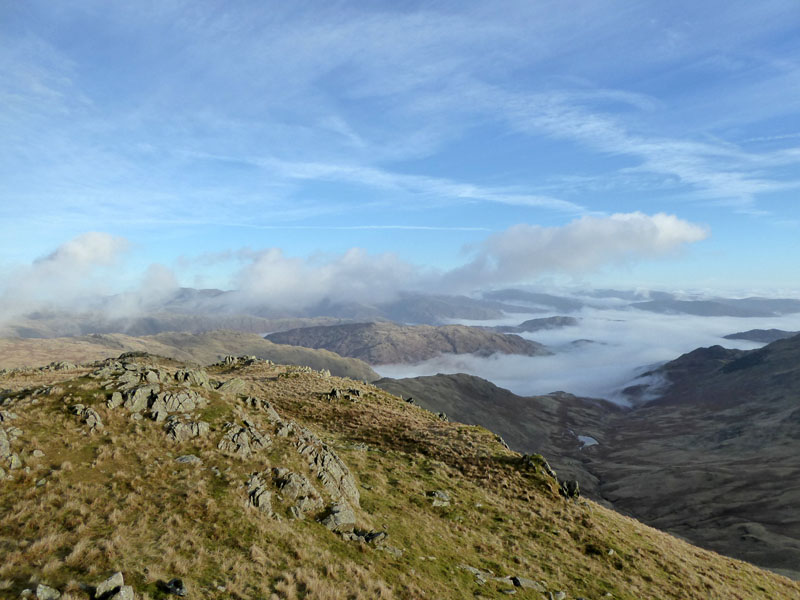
[2,1,800,307]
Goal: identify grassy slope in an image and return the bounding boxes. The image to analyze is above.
[0,356,798,599]
[0,331,378,382]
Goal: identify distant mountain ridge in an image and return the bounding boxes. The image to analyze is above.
[724,328,799,343]
[266,322,551,365]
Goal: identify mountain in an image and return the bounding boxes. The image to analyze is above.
[0,290,541,339]
[0,330,379,382]
[378,334,800,579]
[494,316,579,333]
[1,353,797,599]
[482,289,585,312]
[266,322,551,365]
[632,297,800,317]
[724,328,799,343]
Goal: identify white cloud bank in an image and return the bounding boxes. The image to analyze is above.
[443,212,709,290]
[0,212,708,319]
[375,307,800,404]
[231,212,708,308]
[3,232,128,314]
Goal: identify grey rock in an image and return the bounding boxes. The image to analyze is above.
[242,396,282,423]
[32,449,45,458]
[247,472,273,516]
[175,455,202,464]
[273,469,323,518]
[108,586,134,600]
[320,501,356,532]
[174,368,211,389]
[427,490,450,502]
[296,432,359,507]
[218,421,270,458]
[71,404,103,431]
[156,390,206,414]
[95,571,124,598]
[107,392,124,409]
[123,385,159,413]
[117,371,141,390]
[166,417,210,442]
[276,423,295,437]
[217,377,246,395]
[511,576,546,592]
[8,453,22,470]
[379,544,403,557]
[551,592,566,600]
[34,584,60,599]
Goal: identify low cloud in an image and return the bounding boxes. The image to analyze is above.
[1,232,129,320]
[443,212,709,290]
[1,212,708,321]
[234,247,432,309]
[375,306,800,404]
[232,212,708,307]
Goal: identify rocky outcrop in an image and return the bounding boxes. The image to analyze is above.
[218,420,271,458]
[0,426,22,472]
[296,429,359,507]
[122,385,159,413]
[149,389,207,421]
[273,468,324,518]
[319,501,356,532]
[165,416,210,442]
[247,472,274,516]
[217,377,247,395]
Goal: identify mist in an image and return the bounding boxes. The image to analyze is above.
[0,212,706,324]
[374,307,800,403]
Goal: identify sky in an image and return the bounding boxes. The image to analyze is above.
[2,0,800,304]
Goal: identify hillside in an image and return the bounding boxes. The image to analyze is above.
[379,334,800,579]
[0,331,378,382]
[266,322,550,365]
[494,316,579,334]
[1,354,798,599]
[723,328,799,343]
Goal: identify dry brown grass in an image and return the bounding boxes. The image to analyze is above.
[0,356,798,599]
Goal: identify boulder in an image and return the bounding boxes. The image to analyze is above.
[70,404,104,431]
[165,417,210,442]
[273,469,324,518]
[218,421,271,458]
[123,386,159,413]
[34,584,61,599]
[109,586,135,600]
[107,392,124,409]
[95,572,124,598]
[247,472,274,516]
[217,378,247,395]
[511,576,546,592]
[174,368,211,389]
[320,501,356,532]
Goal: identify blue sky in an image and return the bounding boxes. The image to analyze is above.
[2,0,800,304]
